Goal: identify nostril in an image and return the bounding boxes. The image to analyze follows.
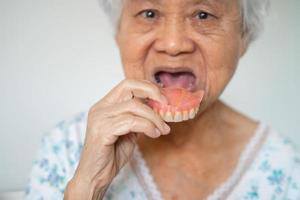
[154,27,196,56]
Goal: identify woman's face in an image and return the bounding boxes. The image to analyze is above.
[116,0,247,114]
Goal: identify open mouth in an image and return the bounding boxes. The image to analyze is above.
[149,68,204,122]
[154,69,197,91]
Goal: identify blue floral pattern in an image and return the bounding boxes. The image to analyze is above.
[25,112,300,199]
[228,128,300,200]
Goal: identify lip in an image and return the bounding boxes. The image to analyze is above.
[150,66,199,92]
[152,66,195,75]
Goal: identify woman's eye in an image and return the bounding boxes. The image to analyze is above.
[141,10,157,19]
[195,11,210,20]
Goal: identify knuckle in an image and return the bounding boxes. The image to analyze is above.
[120,79,134,89]
[88,107,102,122]
[88,104,97,114]
[142,79,159,91]
[141,79,152,85]
[120,79,127,85]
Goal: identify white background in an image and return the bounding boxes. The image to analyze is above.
[0,0,299,192]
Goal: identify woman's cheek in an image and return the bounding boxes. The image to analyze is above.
[120,35,157,80]
[203,47,237,100]
[122,62,145,79]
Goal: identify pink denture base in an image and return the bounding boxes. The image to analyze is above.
[147,88,204,113]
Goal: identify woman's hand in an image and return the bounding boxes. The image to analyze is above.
[64,79,170,200]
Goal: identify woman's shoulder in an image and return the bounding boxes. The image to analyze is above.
[45,111,88,143]
[41,111,89,171]
[25,112,86,199]
[257,127,300,198]
[258,126,300,173]
[25,112,89,199]
[229,124,300,199]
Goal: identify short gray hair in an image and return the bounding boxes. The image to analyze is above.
[99,0,270,42]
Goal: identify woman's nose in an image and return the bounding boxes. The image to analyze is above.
[154,19,196,56]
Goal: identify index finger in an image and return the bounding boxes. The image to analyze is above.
[101,79,168,106]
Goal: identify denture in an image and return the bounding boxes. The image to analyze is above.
[148,87,204,122]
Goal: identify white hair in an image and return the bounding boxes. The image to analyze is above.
[240,0,270,42]
[99,0,270,42]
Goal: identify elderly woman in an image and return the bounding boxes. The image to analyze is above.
[25,0,300,199]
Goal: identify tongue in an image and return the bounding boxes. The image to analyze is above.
[158,72,195,90]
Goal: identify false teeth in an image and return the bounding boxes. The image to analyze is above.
[183,110,189,121]
[189,108,195,119]
[155,107,199,122]
[147,87,204,123]
[165,111,173,122]
[174,112,182,122]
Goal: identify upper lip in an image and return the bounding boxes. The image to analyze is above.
[152,66,196,76]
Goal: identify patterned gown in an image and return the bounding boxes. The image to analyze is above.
[25,112,300,200]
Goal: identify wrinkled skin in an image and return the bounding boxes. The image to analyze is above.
[64,0,257,199]
[64,80,171,200]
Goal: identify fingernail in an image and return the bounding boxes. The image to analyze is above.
[164,123,170,133]
[155,128,161,137]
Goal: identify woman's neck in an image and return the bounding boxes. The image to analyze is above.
[160,100,226,148]
[136,100,258,200]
